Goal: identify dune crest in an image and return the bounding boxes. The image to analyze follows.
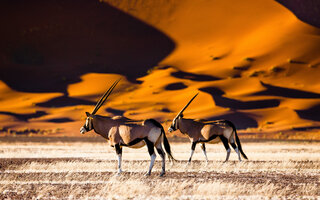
[1,0,319,139]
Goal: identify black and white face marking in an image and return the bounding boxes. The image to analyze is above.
[80,117,93,134]
[168,118,178,133]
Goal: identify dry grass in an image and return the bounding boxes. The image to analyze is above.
[0,140,319,199]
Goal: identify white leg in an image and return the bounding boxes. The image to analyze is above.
[224,148,231,162]
[146,153,156,176]
[235,147,242,162]
[187,150,195,165]
[117,154,122,175]
[156,144,166,177]
[188,142,197,165]
[201,143,209,164]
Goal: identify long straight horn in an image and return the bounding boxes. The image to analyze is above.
[174,93,199,119]
[91,78,121,115]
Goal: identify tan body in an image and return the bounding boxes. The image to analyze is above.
[169,93,247,163]
[178,119,233,143]
[92,115,162,148]
[170,117,247,163]
[80,79,174,176]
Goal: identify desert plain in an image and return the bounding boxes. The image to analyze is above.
[1,138,320,199]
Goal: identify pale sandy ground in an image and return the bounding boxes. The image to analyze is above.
[0,140,319,199]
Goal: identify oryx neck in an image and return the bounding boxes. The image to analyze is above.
[177,118,187,134]
[91,115,116,140]
[178,118,200,135]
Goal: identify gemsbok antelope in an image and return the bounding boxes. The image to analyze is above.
[168,93,248,163]
[80,79,174,176]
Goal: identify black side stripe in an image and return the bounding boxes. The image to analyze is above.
[198,134,219,143]
[120,137,146,147]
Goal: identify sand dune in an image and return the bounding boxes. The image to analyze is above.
[0,0,319,139]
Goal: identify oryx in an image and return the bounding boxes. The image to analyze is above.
[168,93,248,163]
[80,79,174,176]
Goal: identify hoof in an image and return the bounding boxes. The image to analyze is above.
[116,169,123,176]
[159,172,165,177]
[116,172,122,176]
[144,172,151,176]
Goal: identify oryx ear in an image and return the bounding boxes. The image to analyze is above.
[86,112,91,117]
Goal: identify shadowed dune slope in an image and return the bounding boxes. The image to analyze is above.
[0,0,320,138]
[0,0,174,94]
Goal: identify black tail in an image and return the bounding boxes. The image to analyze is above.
[145,119,176,161]
[161,127,176,161]
[224,120,248,160]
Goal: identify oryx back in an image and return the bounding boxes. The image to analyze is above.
[201,120,234,143]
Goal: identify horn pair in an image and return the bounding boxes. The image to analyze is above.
[91,79,121,115]
[174,93,199,120]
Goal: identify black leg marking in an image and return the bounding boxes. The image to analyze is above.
[230,143,237,150]
[115,144,122,155]
[188,142,197,163]
[115,143,123,174]
[157,148,165,158]
[157,148,166,176]
[144,139,155,156]
[191,142,197,150]
[201,143,209,162]
[220,135,231,162]
[219,136,230,151]
[144,138,156,176]
[201,143,206,151]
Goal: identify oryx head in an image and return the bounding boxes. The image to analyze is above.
[168,93,199,133]
[80,79,120,134]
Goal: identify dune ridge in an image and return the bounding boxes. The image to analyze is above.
[0,0,319,139]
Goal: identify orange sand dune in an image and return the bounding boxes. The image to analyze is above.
[0,0,320,140]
